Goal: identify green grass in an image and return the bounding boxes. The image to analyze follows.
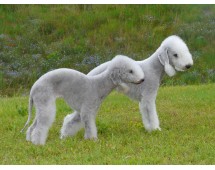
[0,5,215,96]
[0,84,214,164]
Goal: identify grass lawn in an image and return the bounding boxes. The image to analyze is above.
[0,84,214,164]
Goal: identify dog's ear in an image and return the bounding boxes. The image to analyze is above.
[158,48,176,77]
[158,48,169,66]
[110,68,121,85]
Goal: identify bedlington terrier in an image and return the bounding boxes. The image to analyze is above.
[88,35,193,132]
[21,55,144,145]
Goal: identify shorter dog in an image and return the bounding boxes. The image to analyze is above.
[21,55,144,145]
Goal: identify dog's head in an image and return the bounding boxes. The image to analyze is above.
[158,35,193,77]
[109,55,145,86]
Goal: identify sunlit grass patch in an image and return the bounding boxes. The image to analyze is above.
[0,84,214,164]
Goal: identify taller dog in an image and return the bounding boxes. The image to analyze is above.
[21,55,144,145]
[88,35,193,132]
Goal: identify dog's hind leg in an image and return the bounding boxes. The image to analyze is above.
[31,98,56,145]
[60,111,84,139]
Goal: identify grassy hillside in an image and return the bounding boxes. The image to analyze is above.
[0,5,215,96]
[0,84,214,164]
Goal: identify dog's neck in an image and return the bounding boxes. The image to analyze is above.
[146,49,166,81]
[90,69,116,101]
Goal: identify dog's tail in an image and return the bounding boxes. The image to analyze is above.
[20,96,33,133]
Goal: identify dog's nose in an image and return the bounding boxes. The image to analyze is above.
[185,64,192,69]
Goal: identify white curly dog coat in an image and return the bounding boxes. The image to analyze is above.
[21,55,144,145]
[88,35,193,132]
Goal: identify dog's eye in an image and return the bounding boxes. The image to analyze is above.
[173,54,178,58]
[129,70,133,74]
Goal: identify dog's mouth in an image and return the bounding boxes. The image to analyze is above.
[134,79,145,84]
[175,66,185,72]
